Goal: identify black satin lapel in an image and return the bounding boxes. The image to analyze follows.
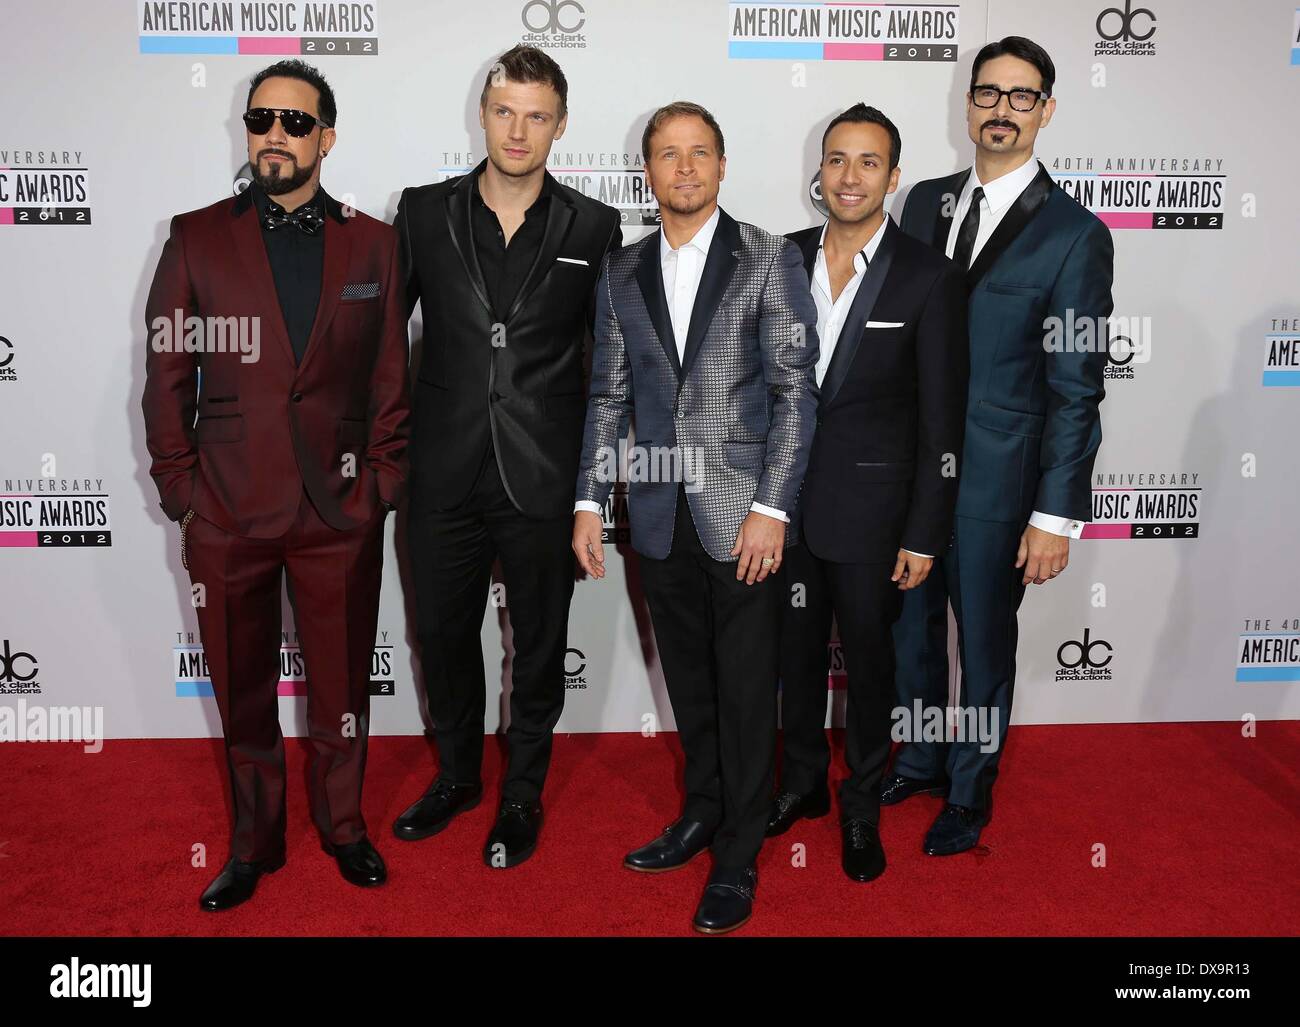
[966,162,1055,289]
[635,231,681,377]
[445,181,492,316]
[506,190,575,323]
[820,218,898,408]
[681,210,740,376]
[796,227,820,283]
[933,168,969,251]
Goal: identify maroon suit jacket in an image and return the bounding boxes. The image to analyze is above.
[142,187,410,538]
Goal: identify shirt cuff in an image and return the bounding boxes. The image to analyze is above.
[901,549,933,559]
[750,502,789,523]
[574,500,604,516]
[1029,510,1085,538]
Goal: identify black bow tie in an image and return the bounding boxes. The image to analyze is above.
[261,204,324,235]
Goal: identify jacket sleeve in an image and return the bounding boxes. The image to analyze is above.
[141,215,199,521]
[366,227,413,508]
[753,239,821,513]
[575,255,632,508]
[1034,216,1113,521]
[901,261,969,555]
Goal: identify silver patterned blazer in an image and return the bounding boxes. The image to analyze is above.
[576,207,820,562]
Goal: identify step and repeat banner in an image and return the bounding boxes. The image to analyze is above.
[0,0,1296,739]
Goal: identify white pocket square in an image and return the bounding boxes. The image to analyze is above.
[556,256,589,266]
[865,320,905,328]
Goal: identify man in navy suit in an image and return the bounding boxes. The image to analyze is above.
[885,37,1114,854]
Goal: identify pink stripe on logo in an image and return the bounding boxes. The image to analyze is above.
[0,208,14,225]
[1096,211,1152,229]
[1081,523,1132,539]
[824,43,884,61]
[277,680,307,696]
[238,37,301,54]
[0,532,38,546]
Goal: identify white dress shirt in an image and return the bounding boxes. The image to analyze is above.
[574,206,787,524]
[812,215,930,559]
[946,157,1084,541]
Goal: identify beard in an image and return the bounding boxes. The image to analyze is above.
[253,149,318,195]
[981,119,1021,145]
[487,147,545,180]
[661,184,713,216]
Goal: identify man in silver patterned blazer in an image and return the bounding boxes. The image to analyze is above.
[572,101,819,934]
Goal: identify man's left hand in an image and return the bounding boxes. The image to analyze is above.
[731,511,785,585]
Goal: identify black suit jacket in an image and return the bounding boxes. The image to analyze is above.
[396,161,622,518]
[788,217,969,563]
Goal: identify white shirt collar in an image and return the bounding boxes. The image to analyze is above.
[966,156,1040,216]
[817,214,890,270]
[660,205,721,264]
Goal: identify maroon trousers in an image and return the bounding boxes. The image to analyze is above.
[186,490,385,862]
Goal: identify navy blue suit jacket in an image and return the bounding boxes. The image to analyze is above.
[899,161,1113,525]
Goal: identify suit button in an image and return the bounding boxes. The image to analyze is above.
[675,408,685,420]
[291,392,303,403]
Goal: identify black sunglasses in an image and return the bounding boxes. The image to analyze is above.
[242,107,331,137]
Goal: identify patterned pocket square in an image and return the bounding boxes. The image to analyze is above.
[341,282,380,300]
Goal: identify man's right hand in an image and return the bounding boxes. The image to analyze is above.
[572,511,606,579]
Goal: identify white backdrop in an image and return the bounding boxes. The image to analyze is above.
[0,0,1296,739]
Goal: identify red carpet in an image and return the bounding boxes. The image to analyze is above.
[1,723,1296,936]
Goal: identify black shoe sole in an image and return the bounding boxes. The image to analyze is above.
[623,845,709,874]
[880,782,948,807]
[842,861,887,882]
[198,856,285,912]
[694,912,751,935]
[483,839,538,869]
[392,793,483,841]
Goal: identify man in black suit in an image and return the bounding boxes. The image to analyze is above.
[393,46,622,868]
[766,105,968,881]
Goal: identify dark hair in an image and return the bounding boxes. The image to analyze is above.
[820,103,901,170]
[480,45,569,118]
[247,59,337,128]
[970,36,1056,97]
[641,101,725,162]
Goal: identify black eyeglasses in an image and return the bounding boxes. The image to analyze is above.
[970,85,1048,112]
[242,107,331,137]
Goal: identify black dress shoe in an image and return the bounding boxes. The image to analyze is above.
[879,772,949,806]
[923,803,989,856]
[326,837,387,886]
[765,787,831,837]
[198,854,284,912]
[393,779,483,841]
[693,866,757,935]
[483,799,543,868]
[623,818,713,873]
[841,818,886,882]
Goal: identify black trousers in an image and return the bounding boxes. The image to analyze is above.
[778,539,905,823]
[407,446,574,804]
[638,487,782,869]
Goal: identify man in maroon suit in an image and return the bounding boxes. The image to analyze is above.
[142,60,411,911]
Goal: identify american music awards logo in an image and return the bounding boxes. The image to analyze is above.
[601,481,629,546]
[1085,470,1200,540]
[1094,1,1156,57]
[173,629,397,697]
[137,0,379,55]
[0,476,112,548]
[1055,629,1113,682]
[1050,156,1224,230]
[728,2,958,61]
[1236,616,1300,683]
[1263,317,1300,387]
[0,149,91,226]
[520,0,588,50]
[438,154,658,226]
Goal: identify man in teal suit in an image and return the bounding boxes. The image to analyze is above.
[886,36,1114,854]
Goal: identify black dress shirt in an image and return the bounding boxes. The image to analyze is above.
[470,169,552,320]
[250,182,325,365]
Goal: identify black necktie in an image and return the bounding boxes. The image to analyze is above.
[952,186,984,271]
[261,202,324,235]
